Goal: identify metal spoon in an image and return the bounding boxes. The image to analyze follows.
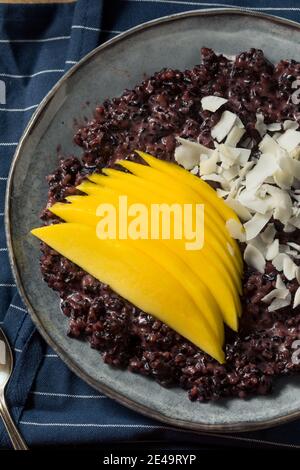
[0,327,28,450]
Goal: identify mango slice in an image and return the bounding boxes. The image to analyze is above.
[82,175,242,286]
[51,193,241,331]
[32,152,244,362]
[31,223,224,363]
[104,167,243,278]
[117,159,240,254]
[77,180,242,297]
[50,200,224,340]
[136,150,238,222]
[117,159,243,284]
[101,167,242,272]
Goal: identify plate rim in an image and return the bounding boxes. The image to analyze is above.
[5,7,300,434]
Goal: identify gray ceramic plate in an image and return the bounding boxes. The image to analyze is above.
[6,8,300,432]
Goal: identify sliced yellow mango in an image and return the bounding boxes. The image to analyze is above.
[50,200,224,341]
[118,158,243,271]
[51,194,240,330]
[134,151,243,268]
[31,223,224,363]
[112,165,243,286]
[33,153,244,359]
[50,201,101,226]
[136,150,239,222]
[102,167,242,272]
[77,180,241,293]
[117,159,239,253]
[82,175,242,285]
[89,169,236,252]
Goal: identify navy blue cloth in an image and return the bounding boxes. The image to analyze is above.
[1,0,300,449]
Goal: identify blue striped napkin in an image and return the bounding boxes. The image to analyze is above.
[1,0,300,449]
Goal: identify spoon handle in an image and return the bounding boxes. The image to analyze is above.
[0,395,28,450]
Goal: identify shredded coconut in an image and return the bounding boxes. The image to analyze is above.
[175,111,300,310]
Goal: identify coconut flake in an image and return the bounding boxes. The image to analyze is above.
[219,144,240,168]
[211,111,237,142]
[237,188,272,214]
[237,148,251,165]
[199,149,219,176]
[176,137,213,154]
[283,223,296,233]
[293,286,300,308]
[225,126,245,147]
[296,267,300,284]
[226,218,246,242]
[287,158,300,180]
[283,256,297,280]
[276,275,286,289]
[277,150,300,183]
[249,235,268,258]
[255,113,267,137]
[258,134,281,154]
[263,184,293,224]
[287,242,300,252]
[201,95,228,112]
[272,253,290,272]
[245,153,279,191]
[265,239,279,261]
[223,166,240,181]
[267,122,282,132]
[290,146,300,160]
[244,244,266,273]
[277,129,300,152]
[273,168,294,190]
[288,215,300,229]
[216,188,230,198]
[227,178,243,198]
[180,117,300,291]
[283,120,299,131]
[268,295,291,312]
[262,288,289,303]
[190,165,199,175]
[235,116,245,129]
[285,248,299,258]
[201,173,226,185]
[174,145,200,170]
[261,223,276,244]
[221,53,237,60]
[243,212,272,241]
[224,197,251,221]
[241,137,253,149]
[273,132,282,141]
[292,193,300,203]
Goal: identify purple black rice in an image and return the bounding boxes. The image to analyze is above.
[39,48,300,401]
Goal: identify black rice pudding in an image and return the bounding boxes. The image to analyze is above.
[39,48,300,402]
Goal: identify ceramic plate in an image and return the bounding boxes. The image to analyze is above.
[6,9,300,432]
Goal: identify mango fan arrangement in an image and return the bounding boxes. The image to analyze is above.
[31,152,243,363]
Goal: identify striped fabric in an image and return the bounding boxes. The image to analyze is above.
[1,0,300,449]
